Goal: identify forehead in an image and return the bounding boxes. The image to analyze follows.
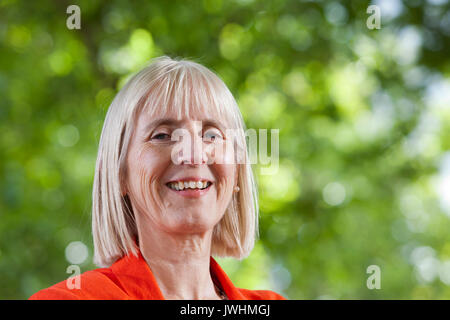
[137,112,226,133]
[136,102,231,131]
[145,106,220,123]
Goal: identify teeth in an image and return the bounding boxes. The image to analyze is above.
[168,181,210,191]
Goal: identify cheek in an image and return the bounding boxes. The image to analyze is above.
[205,140,237,165]
[127,146,171,210]
[212,164,236,200]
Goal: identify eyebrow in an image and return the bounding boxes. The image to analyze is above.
[143,118,226,134]
[144,119,180,133]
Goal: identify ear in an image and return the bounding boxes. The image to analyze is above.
[120,172,128,196]
[121,185,128,197]
[120,159,130,196]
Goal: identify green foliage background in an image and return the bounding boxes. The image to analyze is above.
[1,0,450,299]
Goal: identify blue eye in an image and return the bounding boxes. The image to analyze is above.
[152,133,170,140]
[204,130,223,141]
[205,133,216,140]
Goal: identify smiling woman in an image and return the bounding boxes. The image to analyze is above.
[29,56,286,300]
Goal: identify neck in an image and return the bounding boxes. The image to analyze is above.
[136,216,221,300]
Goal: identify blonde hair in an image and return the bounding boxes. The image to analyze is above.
[92,56,259,267]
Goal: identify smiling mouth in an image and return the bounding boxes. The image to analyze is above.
[166,180,212,191]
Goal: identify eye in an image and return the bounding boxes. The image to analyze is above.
[151,133,170,140]
[203,129,223,142]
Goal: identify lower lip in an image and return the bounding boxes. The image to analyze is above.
[166,183,212,198]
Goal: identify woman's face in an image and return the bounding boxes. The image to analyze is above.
[124,108,237,236]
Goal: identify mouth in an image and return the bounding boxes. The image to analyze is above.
[165,179,213,198]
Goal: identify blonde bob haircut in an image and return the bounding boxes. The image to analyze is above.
[92,56,259,267]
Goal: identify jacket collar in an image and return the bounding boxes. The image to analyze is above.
[110,248,246,300]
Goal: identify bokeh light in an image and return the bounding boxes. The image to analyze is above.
[65,241,89,265]
[1,0,449,300]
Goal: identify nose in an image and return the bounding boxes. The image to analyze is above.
[172,126,207,165]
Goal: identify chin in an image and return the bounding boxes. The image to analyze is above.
[166,212,219,234]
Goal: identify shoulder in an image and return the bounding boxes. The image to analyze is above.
[237,288,287,300]
[29,267,127,300]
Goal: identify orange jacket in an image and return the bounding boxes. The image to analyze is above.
[29,249,286,300]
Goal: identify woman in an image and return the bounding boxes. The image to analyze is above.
[30,56,285,300]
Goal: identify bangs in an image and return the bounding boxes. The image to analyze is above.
[140,61,238,128]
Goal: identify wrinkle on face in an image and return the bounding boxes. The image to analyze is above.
[124,101,239,238]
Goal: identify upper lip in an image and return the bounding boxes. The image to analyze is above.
[166,177,213,184]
